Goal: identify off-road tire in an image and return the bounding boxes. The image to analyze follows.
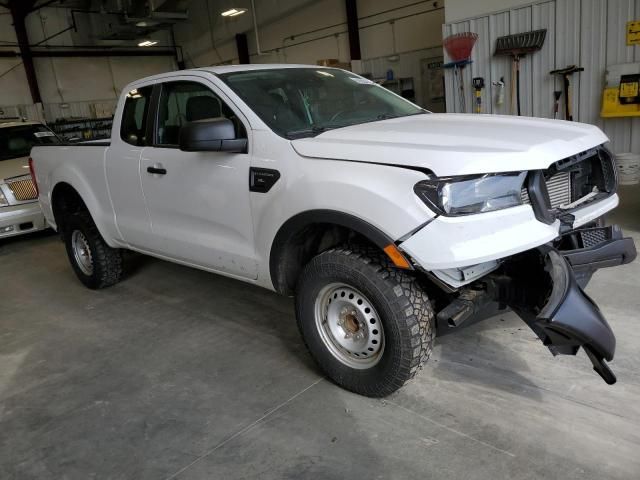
[63,210,123,289]
[295,245,435,397]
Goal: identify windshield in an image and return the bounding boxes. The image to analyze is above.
[0,124,61,161]
[219,68,426,139]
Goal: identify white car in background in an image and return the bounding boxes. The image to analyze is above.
[0,121,60,239]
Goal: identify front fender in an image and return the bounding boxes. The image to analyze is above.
[250,143,436,289]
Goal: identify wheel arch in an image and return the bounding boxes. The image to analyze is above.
[50,182,114,245]
[269,210,397,295]
[51,182,89,228]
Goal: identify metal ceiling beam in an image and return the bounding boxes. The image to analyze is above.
[0,48,177,58]
[31,49,177,57]
[345,0,361,61]
[9,0,42,103]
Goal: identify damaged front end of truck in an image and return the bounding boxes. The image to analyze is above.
[436,225,635,384]
[428,147,636,384]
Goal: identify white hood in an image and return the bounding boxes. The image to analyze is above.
[0,156,30,182]
[291,114,608,176]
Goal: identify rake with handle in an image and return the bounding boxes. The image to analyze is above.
[494,29,547,116]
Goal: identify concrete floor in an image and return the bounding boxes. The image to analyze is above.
[1,186,639,480]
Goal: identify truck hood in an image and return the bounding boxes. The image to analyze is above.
[291,114,608,176]
[0,156,30,183]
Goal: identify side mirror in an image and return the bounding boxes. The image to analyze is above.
[179,117,247,153]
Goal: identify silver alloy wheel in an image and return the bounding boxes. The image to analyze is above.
[71,230,94,276]
[314,283,385,369]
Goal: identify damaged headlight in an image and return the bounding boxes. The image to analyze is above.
[414,172,527,216]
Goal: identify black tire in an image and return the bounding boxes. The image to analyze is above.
[295,246,435,397]
[62,210,123,289]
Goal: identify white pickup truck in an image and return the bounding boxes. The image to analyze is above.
[30,65,636,397]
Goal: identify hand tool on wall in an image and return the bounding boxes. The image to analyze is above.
[472,77,485,113]
[550,65,584,121]
[492,77,505,106]
[494,29,547,116]
[443,32,478,112]
[553,90,562,119]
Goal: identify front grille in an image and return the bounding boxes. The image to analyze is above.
[521,172,571,208]
[522,147,616,216]
[8,178,37,201]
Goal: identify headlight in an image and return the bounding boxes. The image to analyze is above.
[0,188,8,207]
[414,172,527,216]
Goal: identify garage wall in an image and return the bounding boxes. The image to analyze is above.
[445,0,542,22]
[172,0,445,106]
[0,6,176,120]
[443,0,640,155]
[174,0,445,65]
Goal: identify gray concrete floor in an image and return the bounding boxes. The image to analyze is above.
[1,186,639,480]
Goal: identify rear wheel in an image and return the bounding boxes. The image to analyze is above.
[63,211,123,289]
[295,246,435,397]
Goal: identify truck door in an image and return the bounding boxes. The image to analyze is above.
[139,77,258,279]
[105,85,154,248]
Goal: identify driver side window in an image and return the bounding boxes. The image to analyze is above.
[155,81,246,147]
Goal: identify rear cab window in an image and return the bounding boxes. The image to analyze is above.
[120,86,153,146]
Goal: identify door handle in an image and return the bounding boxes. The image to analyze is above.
[147,166,167,175]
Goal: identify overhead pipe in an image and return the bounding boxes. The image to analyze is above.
[250,0,263,56]
[0,48,177,58]
[277,5,443,57]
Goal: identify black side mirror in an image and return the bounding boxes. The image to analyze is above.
[179,117,247,153]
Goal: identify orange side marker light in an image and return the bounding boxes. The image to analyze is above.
[383,244,412,269]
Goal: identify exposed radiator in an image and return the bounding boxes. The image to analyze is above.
[521,172,571,209]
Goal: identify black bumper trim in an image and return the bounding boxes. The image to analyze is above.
[560,225,637,270]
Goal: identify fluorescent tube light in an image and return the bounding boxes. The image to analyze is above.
[221,8,248,17]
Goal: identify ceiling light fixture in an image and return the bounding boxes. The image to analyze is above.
[136,20,160,27]
[221,8,248,17]
[138,40,158,47]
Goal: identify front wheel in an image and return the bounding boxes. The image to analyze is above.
[295,246,435,397]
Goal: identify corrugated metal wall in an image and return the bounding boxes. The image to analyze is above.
[443,0,640,155]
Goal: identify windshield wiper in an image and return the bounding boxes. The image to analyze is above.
[376,111,428,121]
[376,113,400,120]
[285,124,346,139]
[286,111,428,139]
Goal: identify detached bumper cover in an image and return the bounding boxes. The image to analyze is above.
[512,228,635,384]
[436,225,636,385]
[519,250,618,383]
